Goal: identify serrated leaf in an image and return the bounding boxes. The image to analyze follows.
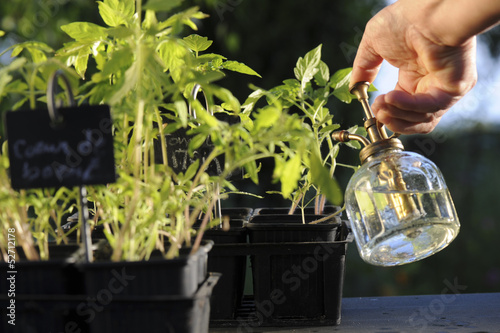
[330,67,354,103]
[183,34,213,53]
[196,53,226,63]
[9,42,53,63]
[160,7,208,32]
[210,85,240,113]
[254,105,281,130]
[97,0,134,27]
[283,78,300,88]
[241,88,265,113]
[330,67,352,89]
[222,61,261,77]
[107,26,134,38]
[57,41,91,57]
[279,154,302,198]
[61,22,107,40]
[309,151,343,205]
[353,125,367,137]
[314,60,330,86]
[343,125,366,149]
[143,0,183,12]
[157,39,188,79]
[294,44,322,86]
[319,124,341,134]
[75,50,90,79]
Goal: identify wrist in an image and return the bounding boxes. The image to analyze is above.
[401,0,500,47]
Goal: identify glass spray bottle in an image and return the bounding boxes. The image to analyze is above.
[333,82,460,266]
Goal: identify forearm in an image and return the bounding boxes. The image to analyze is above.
[405,0,500,46]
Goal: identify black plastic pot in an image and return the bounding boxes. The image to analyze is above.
[84,273,220,333]
[0,244,82,295]
[80,240,213,296]
[197,208,252,321]
[245,210,351,326]
[1,274,220,333]
[0,244,83,333]
[0,241,218,333]
[78,241,217,333]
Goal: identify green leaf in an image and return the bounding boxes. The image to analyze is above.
[0,73,13,100]
[97,0,135,27]
[0,58,28,96]
[222,61,261,77]
[143,0,183,12]
[98,2,123,27]
[330,67,354,103]
[9,42,53,63]
[11,97,29,111]
[183,34,213,53]
[60,22,107,40]
[99,48,134,79]
[279,154,302,198]
[157,39,188,80]
[243,159,259,184]
[241,88,266,113]
[183,158,199,180]
[160,7,208,32]
[75,50,90,79]
[196,53,227,68]
[174,100,188,127]
[294,44,322,86]
[210,85,240,113]
[314,61,330,86]
[343,125,366,149]
[188,133,207,153]
[0,30,5,37]
[309,151,343,205]
[108,59,138,104]
[191,101,219,128]
[319,124,341,134]
[254,105,281,130]
[107,26,134,38]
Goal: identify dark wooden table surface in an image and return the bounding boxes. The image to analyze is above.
[210,292,500,333]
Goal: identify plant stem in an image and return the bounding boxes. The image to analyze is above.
[308,206,345,225]
[190,192,217,255]
[154,106,168,166]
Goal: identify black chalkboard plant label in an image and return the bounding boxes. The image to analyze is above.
[154,113,242,178]
[5,105,116,189]
[160,127,223,176]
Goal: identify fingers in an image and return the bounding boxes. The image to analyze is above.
[372,91,451,134]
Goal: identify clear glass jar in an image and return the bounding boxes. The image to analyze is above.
[345,148,460,266]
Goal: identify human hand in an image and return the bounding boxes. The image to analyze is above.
[350,0,478,134]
